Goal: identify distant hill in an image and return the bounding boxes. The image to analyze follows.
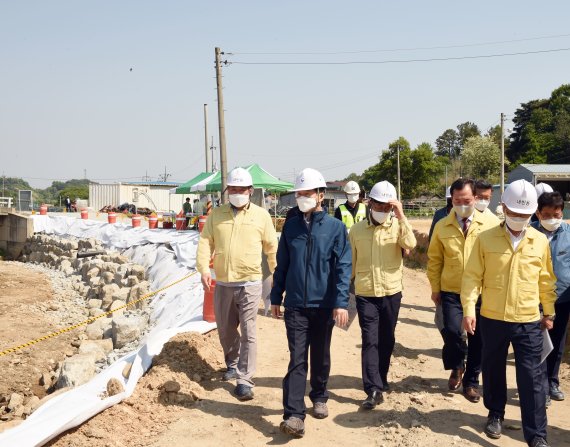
[1,178,91,207]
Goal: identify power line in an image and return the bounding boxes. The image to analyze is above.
[228,47,570,66]
[229,32,570,55]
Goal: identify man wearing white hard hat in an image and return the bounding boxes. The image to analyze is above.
[271,168,351,438]
[428,178,499,404]
[349,180,416,410]
[197,167,278,401]
[461,179,556,447]
[334,180,367,231]
[531,183,554,224]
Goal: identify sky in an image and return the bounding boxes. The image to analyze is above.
[2,1,570,188]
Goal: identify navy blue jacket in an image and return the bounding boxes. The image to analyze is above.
[531,221,570,304]
[270,211,352,309]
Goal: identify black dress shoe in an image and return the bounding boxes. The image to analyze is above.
[361,391,383,410]
[549,384,565,401]
[530,437,550,447]
[484,415,502,439]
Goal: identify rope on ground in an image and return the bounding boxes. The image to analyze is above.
[0,270,199,357]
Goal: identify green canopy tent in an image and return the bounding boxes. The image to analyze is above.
[174,171,216,194]
[190,164,293,192]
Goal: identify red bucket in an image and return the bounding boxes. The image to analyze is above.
[148,216,158,229]
[176,216,186,231]
[107,212,117,224]
[80,209,88,220]
[132,214,141,227]
[40,204,48,215]
[203,279,216,323]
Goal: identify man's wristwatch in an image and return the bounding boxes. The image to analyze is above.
[544,314,556,321]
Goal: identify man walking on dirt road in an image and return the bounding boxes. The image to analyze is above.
[349,180,416,410]
[427,178,499,403]
[197,167,278,402]
[270,168,351,438]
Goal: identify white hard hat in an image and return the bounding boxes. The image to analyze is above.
[445,186,451,199]
[227,167,253,187]
[535,182,553,197]
[501,179,537,214]
[369,181,397,203]
[343,181,361,194]
[292,168,327,191]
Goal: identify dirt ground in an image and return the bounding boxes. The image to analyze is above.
[0,264,78,408]
[46,267,570,447]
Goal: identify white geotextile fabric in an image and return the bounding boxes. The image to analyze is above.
[0,216,215,446]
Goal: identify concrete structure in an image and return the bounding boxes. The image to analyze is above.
[89,182,197,213]
[508,164,570,198]
[0,208,34,259]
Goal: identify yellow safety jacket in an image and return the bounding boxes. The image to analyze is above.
[196,203,278,283]
[427,209,499,294]
[461,224,556,323]
[349,215,417,297]
[339,203,367,230]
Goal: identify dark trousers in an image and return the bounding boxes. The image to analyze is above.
[545,300,570,388]
[480,316,547,444]
[356,292,402,394]
[282,307,335,420]
[441,291,482,388]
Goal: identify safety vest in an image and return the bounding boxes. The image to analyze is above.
[339,203,367,230]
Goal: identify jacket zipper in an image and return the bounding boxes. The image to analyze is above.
[304,218,314,307]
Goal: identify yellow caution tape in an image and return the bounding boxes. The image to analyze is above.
[0,271,199,357]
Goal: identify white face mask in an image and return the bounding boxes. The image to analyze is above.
[540,218,562,232]
[370,210,389,224]
[475,200,490,212]
[228,194,250,208]
[297,196,317,213]
[505,215,530,232]
[347,194,359,204]
[453,204,475,218]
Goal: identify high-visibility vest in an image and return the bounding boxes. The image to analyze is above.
[339,203,367,230]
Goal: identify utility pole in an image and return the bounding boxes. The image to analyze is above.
[161,166,170,183]
[215,47,228,203]
[396,145,401,200]
[204,104,211,172]
[210,137,217,171]
[500,112,505,194]
[84,169,87,180]
[445,165,448,192]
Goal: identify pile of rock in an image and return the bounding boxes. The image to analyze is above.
[12,234,155,413]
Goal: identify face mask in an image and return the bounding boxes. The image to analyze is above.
[475,200,490,212]
[297,196,317,213]
[505,215,530,232]
[347,194,359,204]
[453,204,475,218]
[540,218,562,232]
[370,210,389,224]
[228,194,250,208]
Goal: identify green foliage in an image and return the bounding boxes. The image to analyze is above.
[341,172,362,183]
[360,138,446,199]
[508,84,570,166]
[461,136,504,183]
[0,177,90,207]
[436,122,481,159]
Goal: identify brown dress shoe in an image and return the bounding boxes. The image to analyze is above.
[463,386,480,403]
[448,368,464,391]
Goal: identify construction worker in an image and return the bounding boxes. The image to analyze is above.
[427,178,499,403]
[334,180,367,231]
[531,191,570,405]
[196,167,278,401]
[271,168,351,438]
[461,179,556,447]
[183,198,192,226]
[349,180,416,410]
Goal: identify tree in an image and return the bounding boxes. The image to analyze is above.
[507,84,570,166]
[435,129,460,158]
[457,121,481,147]
[341,172,362,183]
[461,136,504,182]
[360,138,445,198]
